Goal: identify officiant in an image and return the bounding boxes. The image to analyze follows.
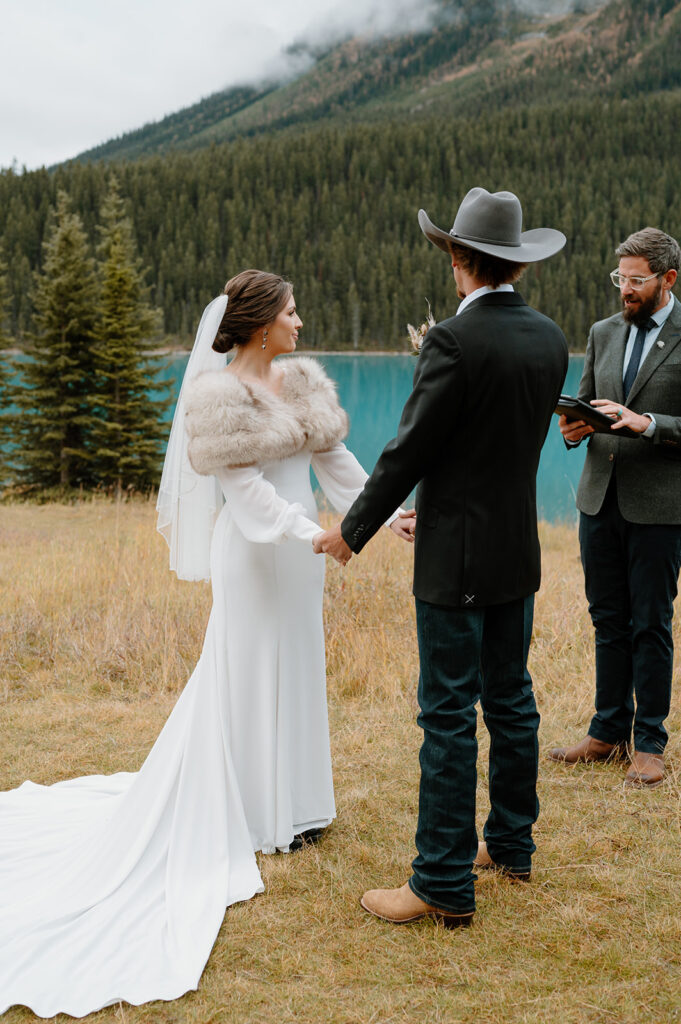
[551,228,681,789]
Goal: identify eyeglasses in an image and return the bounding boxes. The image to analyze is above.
[610,270,659,289]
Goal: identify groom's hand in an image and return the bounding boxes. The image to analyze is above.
[313,524,353,566]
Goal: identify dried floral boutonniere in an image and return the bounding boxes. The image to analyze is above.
[407,302,435,355]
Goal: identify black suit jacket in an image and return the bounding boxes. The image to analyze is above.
[341,292,568,608]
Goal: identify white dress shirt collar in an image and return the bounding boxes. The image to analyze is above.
[456,283,514,316]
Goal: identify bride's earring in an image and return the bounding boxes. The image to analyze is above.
[261,329,268,350]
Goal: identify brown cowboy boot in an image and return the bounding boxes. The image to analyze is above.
[624,751,665,789]
[360,881,474,929]
[473,841,531,882]
[547,735,627,764]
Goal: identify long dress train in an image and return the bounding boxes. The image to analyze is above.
[0,442,371,1018]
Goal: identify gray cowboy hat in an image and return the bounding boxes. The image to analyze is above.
[418,187,566,262]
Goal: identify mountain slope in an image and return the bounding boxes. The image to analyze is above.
[75,0,681,165]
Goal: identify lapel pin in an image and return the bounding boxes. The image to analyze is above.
[657,340,665,349]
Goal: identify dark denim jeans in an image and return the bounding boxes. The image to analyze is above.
[409,594,538,913]
[580,481,681,754]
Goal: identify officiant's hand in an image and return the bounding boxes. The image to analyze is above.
[389,509,416,542]
[590,399,652,433]
[313,524,353,566]
[558,413,593,442]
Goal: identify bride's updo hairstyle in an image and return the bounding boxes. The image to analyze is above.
[212,269,293,353]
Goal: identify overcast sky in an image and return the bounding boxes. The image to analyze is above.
[0,0,442,171]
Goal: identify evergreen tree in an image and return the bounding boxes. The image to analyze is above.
[89,178,168,493]
[0,244,11,376]
[10,192,98,489]
[0,246,12,478]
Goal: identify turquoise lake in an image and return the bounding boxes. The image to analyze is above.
[158,353,586,523]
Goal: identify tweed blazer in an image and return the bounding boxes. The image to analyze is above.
[574,295,681,524]
[341,292,568,608]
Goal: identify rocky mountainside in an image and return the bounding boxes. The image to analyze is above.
[76,0,681,164]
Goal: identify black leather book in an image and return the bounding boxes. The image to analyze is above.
[555,395,638,439]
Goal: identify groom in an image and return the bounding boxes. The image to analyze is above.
[315,188,568,926]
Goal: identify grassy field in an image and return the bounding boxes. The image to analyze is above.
[1,501,680,1024]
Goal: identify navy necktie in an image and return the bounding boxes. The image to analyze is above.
[623,317,656,402]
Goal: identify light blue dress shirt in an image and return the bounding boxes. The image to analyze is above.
[623,292,675,437]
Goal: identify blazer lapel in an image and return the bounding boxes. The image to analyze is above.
[626,303,681,405]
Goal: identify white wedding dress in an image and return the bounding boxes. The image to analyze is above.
[0,443,372,1018]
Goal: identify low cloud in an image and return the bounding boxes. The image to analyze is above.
[237,0,608,91]
[227,0,444,90]
[298,0,443,47]
[0,0,609,169]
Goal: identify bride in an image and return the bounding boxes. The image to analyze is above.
[0,269,413,1017]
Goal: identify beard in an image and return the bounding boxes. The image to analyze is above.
[622,280,663,325]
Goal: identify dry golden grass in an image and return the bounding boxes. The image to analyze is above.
[1,502,681,1024]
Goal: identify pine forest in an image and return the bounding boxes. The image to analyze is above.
[1,94,680,354]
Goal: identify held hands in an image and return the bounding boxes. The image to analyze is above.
[389,509,417,543]
[312,510,418,565]
[312,524,353,566]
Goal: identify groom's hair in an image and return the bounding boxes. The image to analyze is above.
[450,243,528,289]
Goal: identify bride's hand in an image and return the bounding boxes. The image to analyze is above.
[390,509,416,543]
[312,525,353,565]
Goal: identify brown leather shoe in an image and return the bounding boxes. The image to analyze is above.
[547,734,627,764]
[624,751,665,789]
[473,841,531,882]
[360,881,474,929]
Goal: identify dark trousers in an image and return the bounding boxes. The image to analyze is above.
[579,480,681,754]
[409,594,538,913]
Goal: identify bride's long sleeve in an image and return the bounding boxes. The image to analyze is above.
[214,466,322,545]
[311,443,401,524]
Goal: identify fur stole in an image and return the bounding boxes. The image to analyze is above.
[185,357,349,475]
